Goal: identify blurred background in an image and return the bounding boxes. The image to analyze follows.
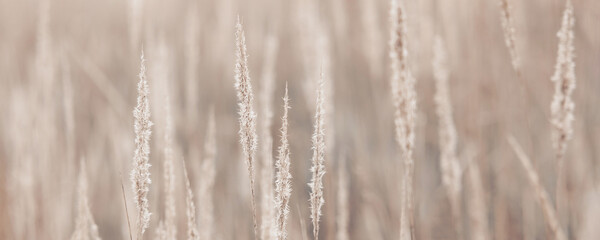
[1,0,599,239]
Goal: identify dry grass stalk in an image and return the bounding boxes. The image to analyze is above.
[465,150,490,240]
[274,84,292,240]
[309,72,326,240]
[259,35,279,240]
[182,160,199,240]
[389,0,416,238]
[158,94,176,240]
[234,16,259,239]
[551,0,576,205]
[129,0,143,50]
[70,159,101,240]
[507,136,567,240]
[550,0,576,161]
[498,0,520,73]
[432,36,463,239]
[198,108,216,240]
[119,173,133,240]
[130,51,153,240]
[336,155,349,240]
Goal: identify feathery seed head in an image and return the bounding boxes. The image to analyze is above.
[433,37,461,195]
[131,51,153,239]
[234,16,260,238]
[274,84,292,240]
[498,0,520,72]
[309,74,326,240]
[550,0,576,163]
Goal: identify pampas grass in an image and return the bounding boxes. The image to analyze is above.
[508,136,567,240]
[274,84,292,240]
[309,73,326,240]
[389,0,416,238]
[130,51,153,240]
[234,16,259,239]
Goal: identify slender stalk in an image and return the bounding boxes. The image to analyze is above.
[432,37,463,240]
[309,73,326,240]
[234,16,259,239]
[389,0,417,238]
[507,136,567,240]
[274,84,292,240]
[130,51,153,240]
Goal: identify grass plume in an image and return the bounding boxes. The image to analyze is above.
[234,16,259,239]
[130,51,153,240]
[389,0,417,238]
[274,84,292,240]
[551,0,576,187]
[309,73,326,240]
[498,0,521,73]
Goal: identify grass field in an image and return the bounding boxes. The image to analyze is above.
[1,0,599,239]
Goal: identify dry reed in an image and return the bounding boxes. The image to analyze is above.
[550,0,576,212]
[130,51,153,240]
[274,84,292,240]
[389,0,417,238]
[432,36,463,239]
[309,73,326,240]
[234,16,259,239]
[550,0,576,163]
